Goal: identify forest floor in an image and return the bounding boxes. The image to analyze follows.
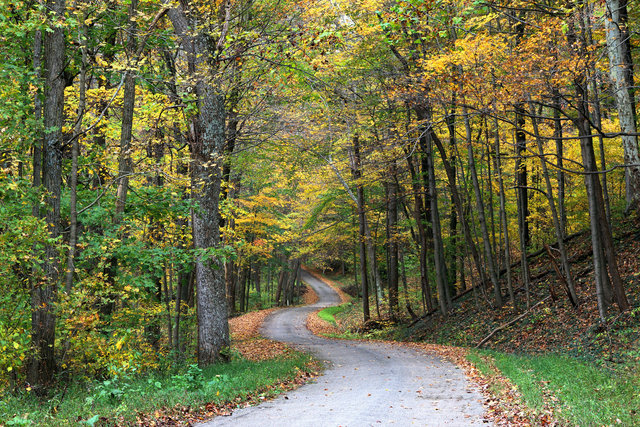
[312,217,640,425]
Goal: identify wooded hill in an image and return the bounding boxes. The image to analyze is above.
[0,0,639,400]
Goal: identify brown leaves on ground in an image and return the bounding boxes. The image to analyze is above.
[306,308,341,336]
[229,308,291,361]
[302,283,319,305]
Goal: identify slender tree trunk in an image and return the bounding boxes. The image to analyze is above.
[427,136,450,314]
[528,101,578,307]
[32,24,42,214]
[387,163,399,319]
[446,104,458,292]
[406,153,433,312]
[514,103,531,308]
[591,80,612,226]
[494,121,514,304]
[114,0,137,224]
[464,107,502,307]
[552,90,567,237]
[65,18,87,294]
[430,129,489,303]
[352,135,370,321]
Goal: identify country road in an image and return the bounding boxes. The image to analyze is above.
[199,271,488,426]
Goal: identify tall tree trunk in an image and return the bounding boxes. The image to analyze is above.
[427,136,450,314]
[29,0,66,390]
[351,135,370,321]
[430,129,489,303]
[494,121,514,304]
[114,0,137,224]
[168,3,230,365]
[604,0,640,213]
[65,16,87,294]
[591,79,612,226]
[32,23,42,214]
[386,164,399,319]
[515,104,530,248]
[464,107,502,307]
[406,152,433,312]
[552,90,567,237]
[446,103,458,292]
[528,101,578,307]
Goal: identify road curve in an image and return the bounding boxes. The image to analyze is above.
[199,271,488,426]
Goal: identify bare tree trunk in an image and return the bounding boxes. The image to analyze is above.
[168,3,230,365]
[351,135,370,321]
[386,164,399,318]
[28,0,66,390]
[494,121,514,304]
[528,100,578,307]
[65,17,87,294]
[604,0,640,213]
[464,107,502,307]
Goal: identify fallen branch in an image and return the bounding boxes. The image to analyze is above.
[475,296,551,348]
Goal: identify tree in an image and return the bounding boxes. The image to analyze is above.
[167,1,231,365]
[28,0,66,391]
[604,0,640,213]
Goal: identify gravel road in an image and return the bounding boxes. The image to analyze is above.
[199,271,488,426]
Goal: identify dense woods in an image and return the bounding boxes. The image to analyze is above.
[1,0,639,404]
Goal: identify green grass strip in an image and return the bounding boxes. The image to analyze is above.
[468,350,640,425]
[318,304,350,326]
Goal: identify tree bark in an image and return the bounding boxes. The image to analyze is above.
[386,163,399,318]
[351,135,370,321]
[28,0,66,390]
[464,107,502,307]
[426,135,450,314]
[168,3,230,365]
[604,0,640,213]
[528,100,578,307]
[65,17,88,294]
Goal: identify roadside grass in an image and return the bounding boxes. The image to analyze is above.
[1,352,316,426]
[318,303,351,326]
[468,349,640,426]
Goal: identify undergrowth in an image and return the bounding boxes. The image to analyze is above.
[0,352,316,426]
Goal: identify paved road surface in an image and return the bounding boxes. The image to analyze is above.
[199,271,488,426]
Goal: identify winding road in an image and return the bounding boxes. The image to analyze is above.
[200,271,488,426]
